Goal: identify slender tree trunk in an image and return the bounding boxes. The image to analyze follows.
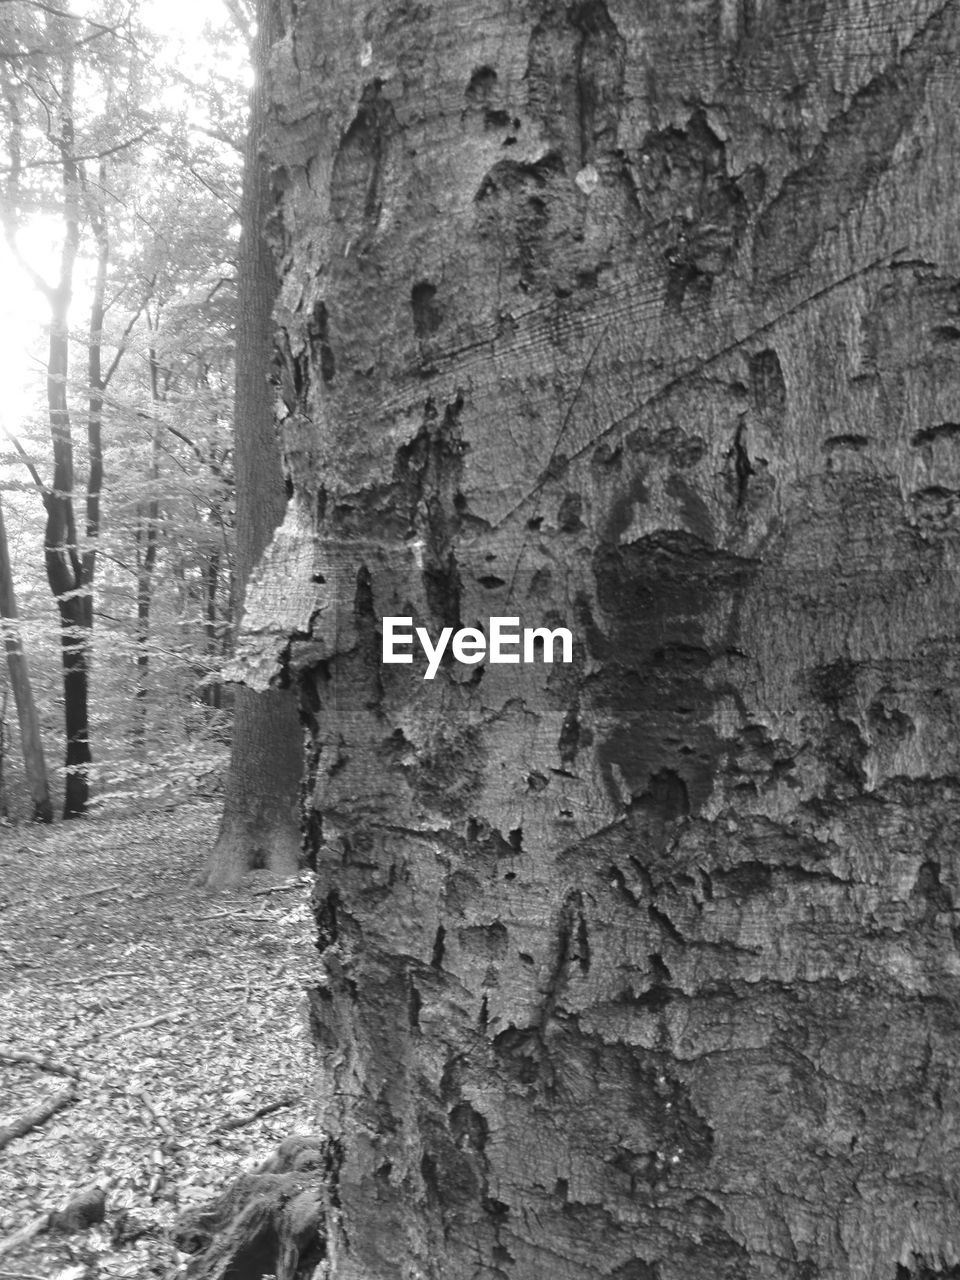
[205,0,302,887]
[230,1,960,1277]
[133,424,160,748]
[39,15,90,818]
[0,496,52,823]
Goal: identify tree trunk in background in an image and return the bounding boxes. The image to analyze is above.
[238,1,960,1276]
[44,25,90,820]
[205,0,302,888]
[0,496,52,823]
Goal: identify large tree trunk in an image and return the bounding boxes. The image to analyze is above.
[240,2,960,1276]
[205,0,302,888]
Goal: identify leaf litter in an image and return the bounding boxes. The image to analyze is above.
[0,799,318,1278]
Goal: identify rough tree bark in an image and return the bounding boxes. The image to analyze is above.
[205,0,303,888]
[235,1,960,1276]
[0,495,52,823]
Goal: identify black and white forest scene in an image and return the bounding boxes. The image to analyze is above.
[1,2,959,1278]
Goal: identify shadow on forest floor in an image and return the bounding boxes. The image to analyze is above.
[0,799,318,1279]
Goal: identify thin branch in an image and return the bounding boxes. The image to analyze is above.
[0,1049,79,1079]
[217,1094,305,1133]
[0,128,154,172]
[89,1009,186,1042]
[0,0,128,40]
[0,1083,77,1151]
[0,1214,50,1260]
[2,432,46,495]
[189,122,243,154]
[101,295,150,389]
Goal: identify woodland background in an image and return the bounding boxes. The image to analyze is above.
[0,0,253,822]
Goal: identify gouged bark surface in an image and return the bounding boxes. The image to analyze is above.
[256,1,960,1276]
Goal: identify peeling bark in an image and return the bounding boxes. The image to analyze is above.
[248,1,960,1276]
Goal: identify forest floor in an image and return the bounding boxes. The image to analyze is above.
[0,799,319,1280]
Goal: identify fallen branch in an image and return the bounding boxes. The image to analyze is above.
[0,1084,77,1151]
[217,1094,304,1133]
[0,1049,79,1079]
[0,1214,49,1259]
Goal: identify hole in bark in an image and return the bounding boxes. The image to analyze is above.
[431,925,446,968]
[483,1197,510,1219]
[749,347,786,416]
[409,983,422,1030]
[411,280,442,337]
[466,64,497,98]
[478,994,488,1028]
[308,300,336,383]
[609,1260,660,1279]
[577,911,590,972]
[518,951,533,964]
[526,771,548,791]
[315,890,340,950]
[450,1101,489,1153]
[912,421,960,446]
[508,827,523,851]
[715,861,771,898]
[912,860,953,915]
[732,422,753,507]
[558,491,583,531]
[354,565,375,620]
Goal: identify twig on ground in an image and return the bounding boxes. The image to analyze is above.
[250,881,303,896]
[135,1089,174,1139]
[0,1214,50,1259]
[200,910,274,922]
[216,1093,305,1133]
[59,882,126,901]
[0,1085,77,1152]
[147,1146,165,1200]
[90,1010,185,1043]
[59,969,144,986]
[0,1049,79,1079]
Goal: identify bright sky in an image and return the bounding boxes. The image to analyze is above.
[0,0,248,441]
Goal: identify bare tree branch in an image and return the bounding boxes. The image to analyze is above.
[2,431,46,495]
[0,127,154,171]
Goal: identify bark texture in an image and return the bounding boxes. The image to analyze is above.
[246,1,960,1276]
[207,0,302,888]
